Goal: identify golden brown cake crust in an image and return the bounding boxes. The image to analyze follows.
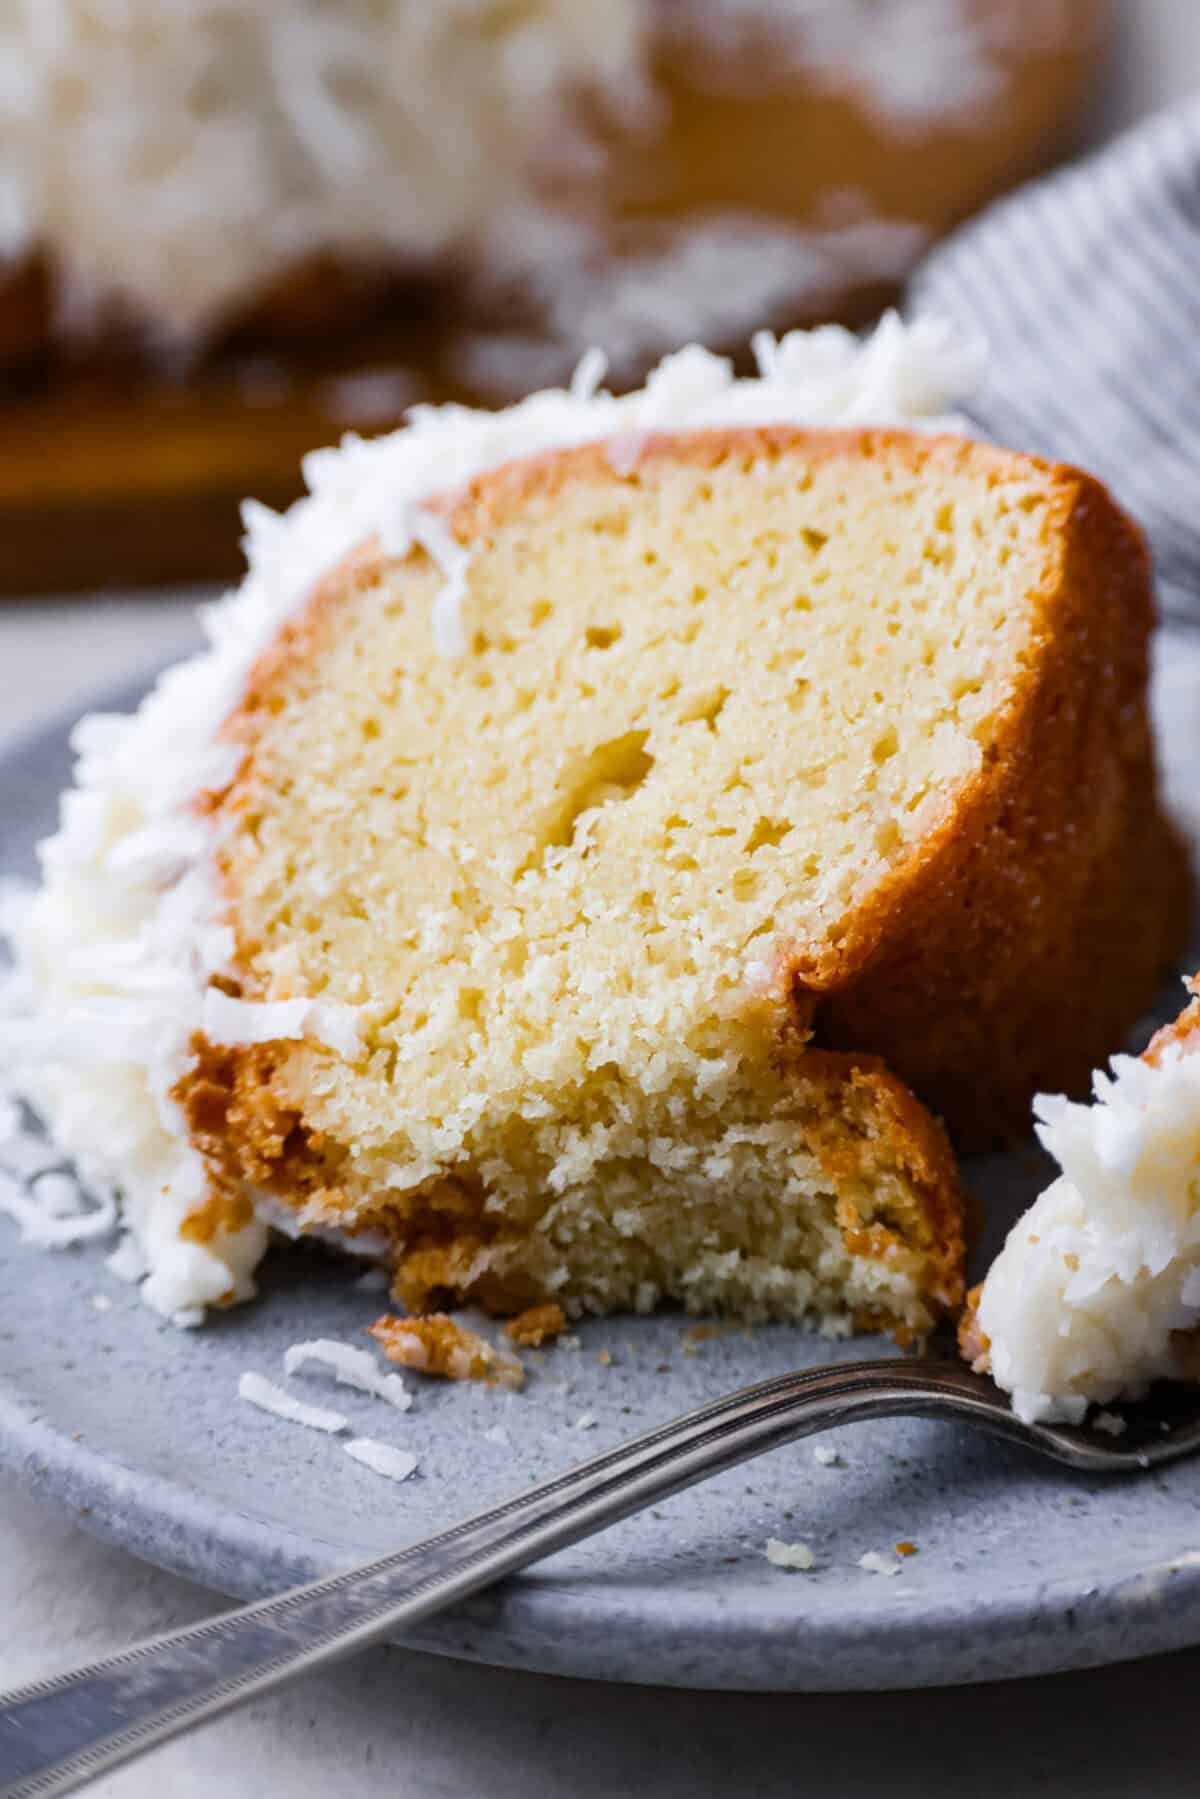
[809,448,1193,1143]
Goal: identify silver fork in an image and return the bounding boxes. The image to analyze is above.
[3,1354,1198,1799]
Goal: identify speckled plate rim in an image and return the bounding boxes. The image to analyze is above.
[4,666,1200,1694]
[6,1347,1200,1694]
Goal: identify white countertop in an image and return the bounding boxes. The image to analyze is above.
[5,8,1200,1790]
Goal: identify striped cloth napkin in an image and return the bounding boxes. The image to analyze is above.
[911,98,1200,621]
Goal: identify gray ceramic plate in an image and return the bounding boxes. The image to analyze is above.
[2,645,1200,1694]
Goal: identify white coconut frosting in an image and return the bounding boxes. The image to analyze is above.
[974,996,1200,1423]
[0,312,983,1322]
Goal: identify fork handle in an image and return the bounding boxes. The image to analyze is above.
[0,1358,1019,1798]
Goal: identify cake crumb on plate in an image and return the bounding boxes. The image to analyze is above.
[504,1302,567,1348]
[765,1538,816,1572]
[371,1314,524,1389]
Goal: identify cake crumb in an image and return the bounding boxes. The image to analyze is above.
[370,1313,524,1390]
[598,1347,613,1366]
[858,1550,902,1577]
[1092,1410,1126,1437]
[895,1540,919,1557]
[504,1302,567,1349]
[813,1444,842,1467]
[765,1537,816,1572]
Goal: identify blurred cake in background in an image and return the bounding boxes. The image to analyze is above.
[0,1,642,363]
[0,1,1111,388]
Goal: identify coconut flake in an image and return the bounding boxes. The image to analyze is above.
[603,431,647,477]
[411,511,473,659]
[570,346,608,401]
[858,1550,902,1577]
[201,990,364,1057]
[238,1371,348,1435]
[343,1438,418,1482]
[284,1338,412,1411]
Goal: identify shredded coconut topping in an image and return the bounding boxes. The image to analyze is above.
[237,1370,348,1434]
[0,312,983,1322]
